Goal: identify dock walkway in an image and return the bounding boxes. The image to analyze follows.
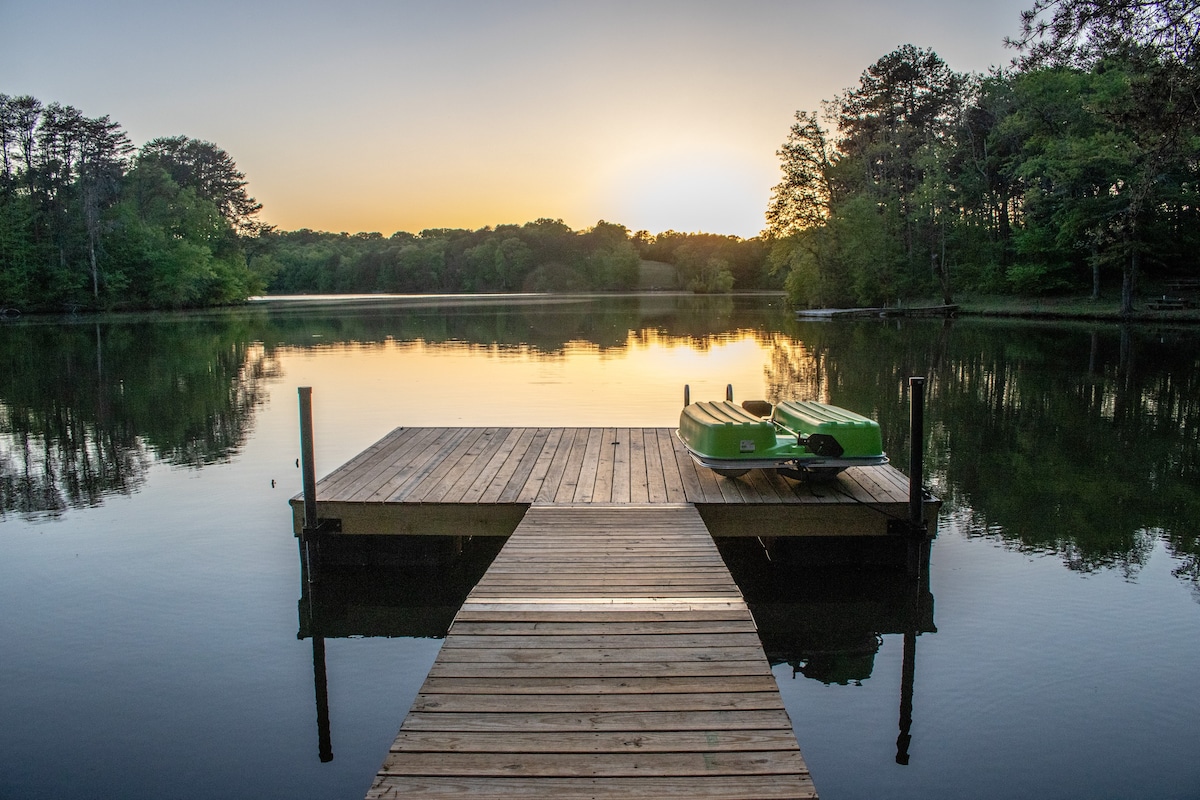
[366,504,817,799]
[292,426,937,538]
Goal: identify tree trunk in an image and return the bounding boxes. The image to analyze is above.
[1120,247,1138,315]
[932,251,952,306]
[89,234,99,298]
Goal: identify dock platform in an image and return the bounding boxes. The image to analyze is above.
[366,504,816,799]
[290,427,939,538]
[294,425,939,799]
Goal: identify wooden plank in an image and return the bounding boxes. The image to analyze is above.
[398,709,798,733]
[380,749,808,777]
[760,469,804,503]
[479,428,539,503]
[611,427,631,504]
[533,428,580,503]
[551,428,592,503]
[418,675,781,695]
[515,427,567,503]
[329,427,442,501]
[443,427,519,504]
[644,429,669,503]
[629,429,650,502]
[389,728,802,753]
[497,427,552,502]
[313,426,411,499]
[655,428,688,503]
[364,428,471,502]
[399,427,492,502]
[572,428,606,503]
[409,692,784,714]
[589,427,617,503]
[448,620,756,636]
[426,661,769,680]
[368,775,815,800]
[450,609,755,624]
[431,645,768,664]
[439,633,766,650]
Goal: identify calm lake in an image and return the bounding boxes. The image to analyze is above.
[2,294,1198,800]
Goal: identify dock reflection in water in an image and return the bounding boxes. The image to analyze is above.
[296,535,506,762]
[716,537,935,766]
[296,526,934,769]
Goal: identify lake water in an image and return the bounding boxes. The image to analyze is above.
[2,294,1198,799]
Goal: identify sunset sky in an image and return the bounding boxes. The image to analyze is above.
[6,0,1030,238]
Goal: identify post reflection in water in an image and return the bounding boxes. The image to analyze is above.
[295,535,505,763]
[716,536,935,766]
[294,518,936,769]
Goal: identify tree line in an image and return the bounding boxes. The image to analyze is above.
[0,91,776,311]
[766,0,1200,313]
[7,1,1198,314]
[0,95,271,311]
[263,224,773,295]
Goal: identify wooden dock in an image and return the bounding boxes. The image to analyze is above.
[794,305,958,319]
[292,425,939,798]
[366,504,816,799]
[290,426,939,538]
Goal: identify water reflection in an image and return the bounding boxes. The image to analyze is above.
[717,537,934,764]
[765,319,1200,593]
[293,530,935,767]
[295,535,505,762]
[3,298,1197,593]
[0,317,280,519]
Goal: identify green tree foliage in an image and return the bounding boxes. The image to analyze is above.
[139,136,266,236]
[267,222,775,296]
[768,25,1200,312]
[0,94,265,311]
[769,46,966,307]
[1008,0,1200,312]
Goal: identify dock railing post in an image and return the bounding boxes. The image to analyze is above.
[299,387,319,582]
[907,376,927,578]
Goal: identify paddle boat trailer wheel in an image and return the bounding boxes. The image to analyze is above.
[676,384,888,480]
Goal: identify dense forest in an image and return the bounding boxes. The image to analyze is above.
[262,224,772,295]
[3,0,1199,313]
[0,106,271,311]
[767,0,1200,312]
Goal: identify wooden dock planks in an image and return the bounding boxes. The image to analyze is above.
[291,427,940,537]
[366,505,817,800]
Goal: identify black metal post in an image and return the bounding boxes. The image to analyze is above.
[312,633,333,762]
[299,387,318,532]
[907,377,927,579]
[299,387,319,583]
[896,627,917,765]
[908,376,925,530]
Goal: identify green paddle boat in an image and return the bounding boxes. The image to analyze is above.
[676,385,888,479]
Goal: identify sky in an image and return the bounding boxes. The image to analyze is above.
[5,0,1032,238]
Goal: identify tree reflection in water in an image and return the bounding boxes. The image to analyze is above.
[765,318,1200,593]
[2,299,1196,594]
[0,317,280,519]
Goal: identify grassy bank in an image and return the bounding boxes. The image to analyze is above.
[951,294,1200,323]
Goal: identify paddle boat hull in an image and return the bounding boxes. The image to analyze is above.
[677,393,887,479]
